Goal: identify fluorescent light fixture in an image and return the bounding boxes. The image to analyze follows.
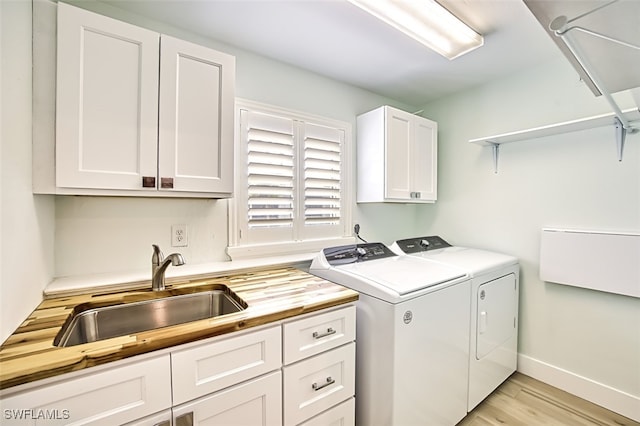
[348,0,484,59]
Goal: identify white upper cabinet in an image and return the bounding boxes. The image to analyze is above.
[55,3,160,192]
[158,35,235,194]
[45,3,235,197]
[357,105,437,203]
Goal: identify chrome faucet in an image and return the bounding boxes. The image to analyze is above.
[151,244,185,291]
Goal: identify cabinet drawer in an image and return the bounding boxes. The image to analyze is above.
[171,325,281,405]
[283,306,355,364]
[283,343,355,426]
[299,398,355,426]
[1,355,171,426]
[173,371,282,426]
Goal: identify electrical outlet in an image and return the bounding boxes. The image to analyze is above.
[171,224,188,247]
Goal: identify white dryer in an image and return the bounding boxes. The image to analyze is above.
[310,243,471,426]
[391,236,519,411]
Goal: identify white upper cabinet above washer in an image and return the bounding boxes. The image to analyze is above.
[37,2,235,198]
[356,106,437,203]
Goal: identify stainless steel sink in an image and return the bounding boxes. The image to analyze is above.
[55,289,246,347]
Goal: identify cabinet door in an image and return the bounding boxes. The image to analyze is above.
[476,273,517,360]
[173,371,282,426]
[1,356,171,426]
[298,398,355,426]
[56,2,159,190]
[122,409,172,426]
[158,35,235,194]
[384,108,412,200]
[411,116,437,201]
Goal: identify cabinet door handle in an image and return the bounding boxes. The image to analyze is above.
[142,176,156,188]
[175,412,193,426]
[312,376,335,391]
[415,191,421,198]
[312,327,336,339]
[160,177,174,189]
[153,421,170,426]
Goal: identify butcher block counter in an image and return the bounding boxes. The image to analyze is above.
[0,267,357,391]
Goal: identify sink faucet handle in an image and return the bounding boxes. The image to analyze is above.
[152,244,164,266]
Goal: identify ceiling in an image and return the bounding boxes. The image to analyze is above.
[102,0,564,107]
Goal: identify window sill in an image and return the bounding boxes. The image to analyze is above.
[226,237,356,261]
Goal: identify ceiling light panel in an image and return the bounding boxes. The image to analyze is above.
[349,0,484,59]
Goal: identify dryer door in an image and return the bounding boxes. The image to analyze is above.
[476,273,517,359]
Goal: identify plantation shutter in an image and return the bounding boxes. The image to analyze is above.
[233,102,351,252]
[245,111,295,230]
[303,123,343,227]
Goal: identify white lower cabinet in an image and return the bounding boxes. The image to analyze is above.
[282,306,356,426]
[1,305,356,426]
[122,409,172,426]
[283,343,355,426]
[0,355,172,426]
[173,371,282,426]
[298,398,355,426]
[171,325,281,406]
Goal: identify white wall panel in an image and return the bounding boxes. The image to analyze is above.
[540,229,640,298]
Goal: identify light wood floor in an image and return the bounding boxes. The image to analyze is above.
[458,373,639,426]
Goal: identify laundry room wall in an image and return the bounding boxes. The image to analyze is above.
[420,57,640,416]
[0,0,55,343]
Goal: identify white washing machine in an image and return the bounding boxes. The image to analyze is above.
[391,236,520,411]
[310,242,471,426]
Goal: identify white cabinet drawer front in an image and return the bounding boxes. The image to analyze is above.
[1,356,171,425]
[283,343,355,426]
[171,326,281,405]
[283,306,355,365]
[172,371,282,426]
[298,398,355,426]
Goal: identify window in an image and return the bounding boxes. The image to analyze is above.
[227,100,353,259]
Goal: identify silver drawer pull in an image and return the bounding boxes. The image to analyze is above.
[312,376,335,391]
[312,327,336,339]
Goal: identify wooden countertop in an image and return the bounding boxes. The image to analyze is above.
[0,267,358,391]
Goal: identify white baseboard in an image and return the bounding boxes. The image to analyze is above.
[517,354,640,422]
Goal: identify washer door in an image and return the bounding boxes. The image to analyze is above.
[476,273,517,360]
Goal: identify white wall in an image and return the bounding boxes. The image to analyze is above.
[420,58,640,412]
[0,0,55,343]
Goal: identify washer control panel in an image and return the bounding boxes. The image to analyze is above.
[323,242,396,265]
[395,235,451,253]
